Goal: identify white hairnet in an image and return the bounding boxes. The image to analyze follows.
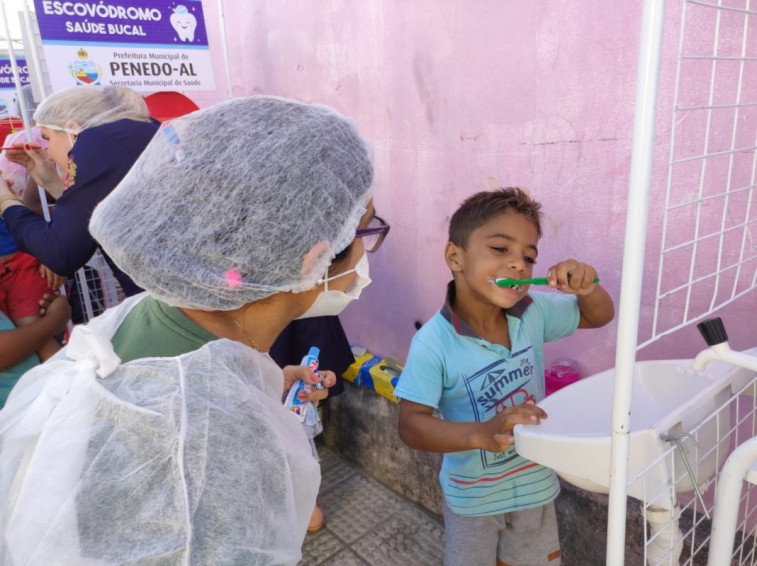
[33,85,151,132]
[0,296,319,565]
[90,95,373,311]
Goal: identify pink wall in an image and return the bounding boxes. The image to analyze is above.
[198,1,756,377]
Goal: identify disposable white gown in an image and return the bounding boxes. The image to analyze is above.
[0,296,320,566]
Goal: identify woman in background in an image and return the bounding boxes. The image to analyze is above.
[0,85,159,297]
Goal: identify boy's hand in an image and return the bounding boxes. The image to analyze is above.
[282,365,337,405]
[550,260,615,329]
[478,401,547,453]
[547,259,598,296]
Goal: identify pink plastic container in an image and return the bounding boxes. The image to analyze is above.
[545,358,581,396]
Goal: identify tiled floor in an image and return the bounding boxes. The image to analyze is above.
[299,445,445,565]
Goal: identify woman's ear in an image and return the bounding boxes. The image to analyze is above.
[300,240,331,280]
[445,242,464,273]
[64,120,82,134]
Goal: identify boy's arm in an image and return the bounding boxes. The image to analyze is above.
[0,296,70,369]
[576,285,614,329]
[398,399,547,454]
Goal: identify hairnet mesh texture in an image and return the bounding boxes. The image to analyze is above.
[90,96,374,310]
[33,85,150,131]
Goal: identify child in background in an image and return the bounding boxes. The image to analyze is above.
[1,128,63,362]
[395,187,614,566]
[0,291,71,408]
[0,235,63,363]
[0,127,46,193]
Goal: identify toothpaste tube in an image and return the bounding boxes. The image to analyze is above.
[283,346,323,437]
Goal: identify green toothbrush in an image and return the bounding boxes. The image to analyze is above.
[494,276,599,287]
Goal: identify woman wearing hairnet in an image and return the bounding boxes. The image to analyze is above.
[0,96,383,565]
[0,85,160,297]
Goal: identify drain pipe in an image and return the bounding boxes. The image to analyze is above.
[646,505,684,566]
[707,437,757,566]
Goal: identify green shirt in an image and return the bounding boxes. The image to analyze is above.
[111,296,218,363]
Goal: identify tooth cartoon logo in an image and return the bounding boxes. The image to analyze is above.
[170,5,197,42]
[69,48,102,85]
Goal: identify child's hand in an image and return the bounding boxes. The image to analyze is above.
[0,174,14,196]
[38,263,67,290]
[547,259,598,296]
[282,365,337,405]
[38,291,61,316]
[0,174,15,192]
[478,401,547,453]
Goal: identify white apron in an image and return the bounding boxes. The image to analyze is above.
[0,295,319,565]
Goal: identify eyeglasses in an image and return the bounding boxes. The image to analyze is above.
[356,215,390,253]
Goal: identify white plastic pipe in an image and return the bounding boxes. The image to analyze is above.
[646,505,684,566]
[707,437,757,566]
[607,1,666,565]
[693,343,757,373]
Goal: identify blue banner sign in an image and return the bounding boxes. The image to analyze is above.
[34,1,209,46]
[0,58,30,117]
[33,0,215,91]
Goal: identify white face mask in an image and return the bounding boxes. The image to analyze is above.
[297,252,371,319]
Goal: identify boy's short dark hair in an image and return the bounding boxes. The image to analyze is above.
[448,187,543,248]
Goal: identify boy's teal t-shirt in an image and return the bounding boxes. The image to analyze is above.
[394,289,580,517]
[0,312,40,408]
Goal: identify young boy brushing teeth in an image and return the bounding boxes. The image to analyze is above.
[395,187,614,566]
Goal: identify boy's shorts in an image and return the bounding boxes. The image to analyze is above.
[443,499,561,566]
[0,252,55,321]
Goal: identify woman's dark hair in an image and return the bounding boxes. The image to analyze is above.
[328,242,354,274]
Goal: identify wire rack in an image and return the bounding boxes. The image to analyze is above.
[640,0,757,349]
[66,251,123,325]
[626,371,757,565]
[612,1,757,563]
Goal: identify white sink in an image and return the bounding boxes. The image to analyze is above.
[514,355,757,507]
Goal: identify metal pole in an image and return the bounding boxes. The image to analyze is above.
[606,1,666,564]
[216,0,233,99]
[0,0,32,141]
[21,2,49,100]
